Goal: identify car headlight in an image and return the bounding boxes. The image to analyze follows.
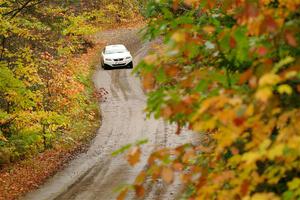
[126,57,131,59]
[105,58,112,61]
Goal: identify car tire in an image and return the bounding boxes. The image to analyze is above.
[127,62,133,69]
[103,64,111,70]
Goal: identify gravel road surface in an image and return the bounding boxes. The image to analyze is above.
[22,28,199,200]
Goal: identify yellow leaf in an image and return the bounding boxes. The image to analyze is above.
[271,108,281,115]
[273,56,295,73]
[0,134,8,142]
[195,118,216,131]
[287,136,300,149]
[258,73,280,86]
[242,152,261,164]
[255,87,273,102]
[203,26,216,34]
[245,104,254,116]
[250,192,280,200]
[267,144,284,160]
[127,147,141,166]
[171,31,186,43]
[284,70,297,79]
[277,84,293,95]
[161,167,174,184]
[288,178,300,190]
[258,139,272,153]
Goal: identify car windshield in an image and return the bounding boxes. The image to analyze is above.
[105,48,127,54]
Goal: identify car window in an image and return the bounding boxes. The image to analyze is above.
[105,48,127,54]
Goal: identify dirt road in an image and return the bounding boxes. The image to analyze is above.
[22,28,198,200]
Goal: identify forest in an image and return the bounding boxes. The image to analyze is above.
[0,0,142,164]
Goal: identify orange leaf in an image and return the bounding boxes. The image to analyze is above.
[134,185,145,197]
[151,165,161,180]
[297,84,300,93]
[240,180,250,196]
[231,147,239,155]
[195,145,212,153]
[135,171,147,185]
[143,73,155,90]
[181,77,194,88]
[116,189,128,200]
[147,154,156,165]
[172,0,179,11]
[196,175,207,188]
[127,147,141,166]
[261,15,278,33]
[285,30,298,47]
[165,66,180,77]
[161,106,173,119]
[230,36,236,48]
[183,96,194,105]
[238,69,253,84]
[184,0,198,7]
[207,0,216,9]
[161,167,174,184]
[182,149,196,164]
[172,162,184,171]
[181,173,191,184]
[213,171,234,184]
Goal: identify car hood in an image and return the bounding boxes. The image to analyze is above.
[104,52,131,59]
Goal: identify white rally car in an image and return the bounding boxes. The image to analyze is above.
[101,44,133,69]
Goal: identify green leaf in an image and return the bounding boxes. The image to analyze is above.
[112,144,132,156]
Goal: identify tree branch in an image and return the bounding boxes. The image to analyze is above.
[3,0,45,19]
[0,36,5,61]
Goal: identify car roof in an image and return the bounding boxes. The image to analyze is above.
[105,44,127,50]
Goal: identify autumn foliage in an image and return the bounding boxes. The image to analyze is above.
[123,0,300,199]
[0,0,141,165]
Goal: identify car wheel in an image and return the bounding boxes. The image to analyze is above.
[127,62,133,69]
[103,64,110,70]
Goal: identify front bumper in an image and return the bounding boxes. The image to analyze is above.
[104,59,132,67]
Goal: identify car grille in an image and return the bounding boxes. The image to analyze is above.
[113,58,124,61]
[112,63,126,66]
